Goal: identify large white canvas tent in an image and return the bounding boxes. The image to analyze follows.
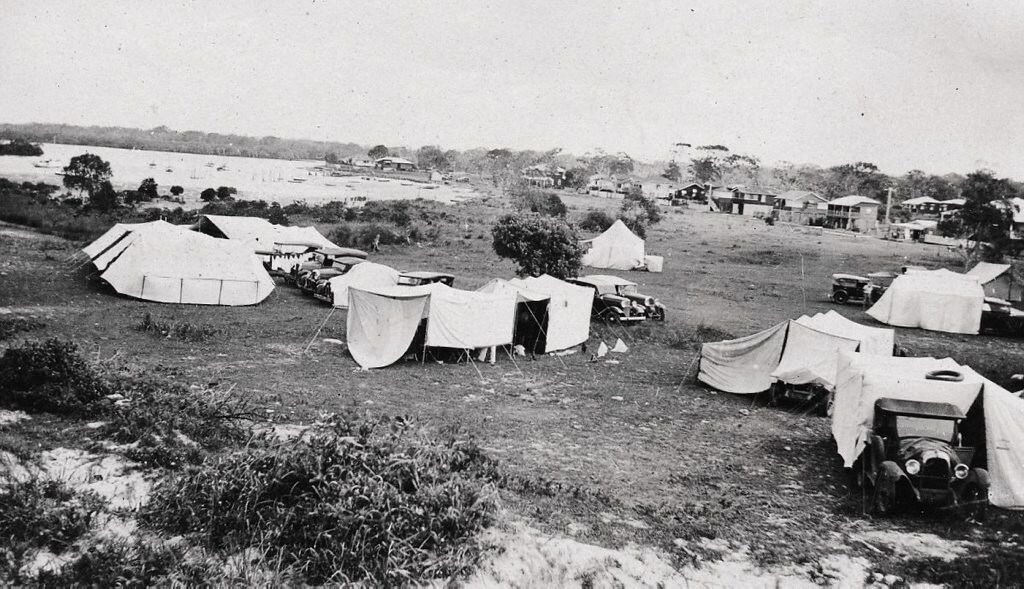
[866,269,984,334]
[832,351,1024,509]
[698,313,895,394]
[508,274,592,352]
[581,220,645,270]
[327,262,401,308]
[347,283,517,369]
[84,221,275,306]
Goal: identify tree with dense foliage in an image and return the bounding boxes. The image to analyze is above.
[170,185,184,196]
[137,178,158,201]
[577,209,615,232]
[216,186,237,201]
[200,188,217,202]
[0,138,44,156]
[822,161,887,200]
[689,145,730,184]
[492,214,584,278]
[324,152,340,165]
[563,166,591,191]
[617,186,661,238]
[938,170,1019,265]
[416,145,450,171]
[62,153,112,197]
[511,186,567,217]
[90,180,119,211]
[268,203,288,226]
[368,145,389,160]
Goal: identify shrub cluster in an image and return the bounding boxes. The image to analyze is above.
[577,209,615,232]
[511,186,567,217]
[143,415,497,585]
[135,312,220,343]
[0,316,45,341]
[492,213,584,279]
[0,338,109,415]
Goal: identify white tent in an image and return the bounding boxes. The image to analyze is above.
[832,351,1024,509]
[581,220,645,270]
[347,283,517,369]
[866,269,984,334]
[327,262,401,308]
[84,222,275,306]
[966,261,1016,301]
[508,274,592,352]
[699,314,895,394]
[194,215,338,254]
[478,279,552,353]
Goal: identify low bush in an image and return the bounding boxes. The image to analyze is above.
[0,316,45,341]
[0,480,103,580]
[511,187,567,217]
[328,221,421,248]
[142,414,497,585]
[135,313,220,343]
[0,338,110,415]
[577,209,615,232]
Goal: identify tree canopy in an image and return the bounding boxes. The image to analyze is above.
[62,153,112,196]
[368,145,389,160]
[491,214,584,279]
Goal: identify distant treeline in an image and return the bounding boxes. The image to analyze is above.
[0,123,366,162]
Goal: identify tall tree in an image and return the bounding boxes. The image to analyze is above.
[938,170,1018,265]
[491,214,584,279]
[62,153,112,196]
[662,161,682,183]
[137,177,158,201]
[368,145,389,160]
[415,145,450,171]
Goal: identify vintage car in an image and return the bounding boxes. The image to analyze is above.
[829,274,874,305]
[397,271,455,287]
[569,275,656,323]
[283,246,368,286]
[980,297,1024,336]
[309,257,367,302]
[297,267,347,295]
[851,396,989,518]
[767,381,832,416]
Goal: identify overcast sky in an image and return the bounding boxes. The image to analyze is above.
[2,1,1022,177]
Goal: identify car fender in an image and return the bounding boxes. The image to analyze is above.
[966,467,990,490]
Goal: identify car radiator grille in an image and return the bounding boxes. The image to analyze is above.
[919,458,950,489]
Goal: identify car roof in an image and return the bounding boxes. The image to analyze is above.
[334,257,366,265]
[400,271,454,279]
[875,398,966,420]
[832,273,869,281]
[575,274,637,287]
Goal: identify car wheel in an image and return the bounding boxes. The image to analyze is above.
[833,290,849,305]
[961,484,988,521]
[816,391,834,417]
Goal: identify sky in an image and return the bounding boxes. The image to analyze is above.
[2,1,1023,178]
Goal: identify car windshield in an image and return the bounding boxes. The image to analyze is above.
[896,416,955,441]
[616,284,638,296]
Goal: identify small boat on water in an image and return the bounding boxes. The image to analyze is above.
[165,167,174,173]
[422,184,439,190]
[205,162,216,167]
[33,159,58,169]
[288,177,307,183]
[217,165,228,171]
[148,162,157,167]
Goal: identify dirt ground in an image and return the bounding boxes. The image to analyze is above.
[2,196,1023,586]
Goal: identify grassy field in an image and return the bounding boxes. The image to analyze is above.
[2,193,1024,586]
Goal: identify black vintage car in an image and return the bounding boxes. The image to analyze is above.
[309,257,367,302]
[829,274,873,305]
[297,267,347,295]
[981,297,1024,336]
[851,397,989,518]
[569,275,659,323]
[283,246,368,286]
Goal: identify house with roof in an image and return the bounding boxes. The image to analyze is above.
[636,176,680,200]
[826,195,881,232]
[889,219,938,241]
[902,196,943,215]
[773,190,827,223]
[709,185,778,217]
[673,183,708,202]
[587,174,634,197]
[523,164,566,188]
[374,157,417,171]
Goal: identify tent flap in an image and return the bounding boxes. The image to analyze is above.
[698,322,787,394]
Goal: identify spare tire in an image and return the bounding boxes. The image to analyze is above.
[925,369,964,382]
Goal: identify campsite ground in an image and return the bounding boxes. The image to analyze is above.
[3,194,1024,586]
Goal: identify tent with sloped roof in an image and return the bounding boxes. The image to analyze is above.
[966,261,1017,302]
[346,283,517,369]
[478,278,551,354]
[581,220,645,270]
[698,312,895,395]
[84,221,274,306]
[327,262,401,308]
[867,269,984,334]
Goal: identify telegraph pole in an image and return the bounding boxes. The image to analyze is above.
[885,186,894,225]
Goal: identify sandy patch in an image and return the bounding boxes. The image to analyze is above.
[18,549,75,578]
[39,447,152,510]
[0,449,33,484]
[459,520,874,589]
[0,409,31,426]
[854,529,973,561]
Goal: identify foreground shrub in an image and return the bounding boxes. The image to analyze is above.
[142,415,497,585]
[0,480,103,581]
[0,316,45,341]
[0,338,109,415]
[492,214,584,279]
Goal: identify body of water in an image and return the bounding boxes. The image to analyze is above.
[0,143,477,206]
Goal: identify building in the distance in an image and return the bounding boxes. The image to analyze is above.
[826,195,881,232]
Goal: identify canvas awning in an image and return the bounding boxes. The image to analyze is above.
[328,262,401,308]
[867,270,984,334]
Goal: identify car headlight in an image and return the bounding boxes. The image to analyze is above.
[954,464,969,479]
[620,300,629,308]
[905,459,921,475]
